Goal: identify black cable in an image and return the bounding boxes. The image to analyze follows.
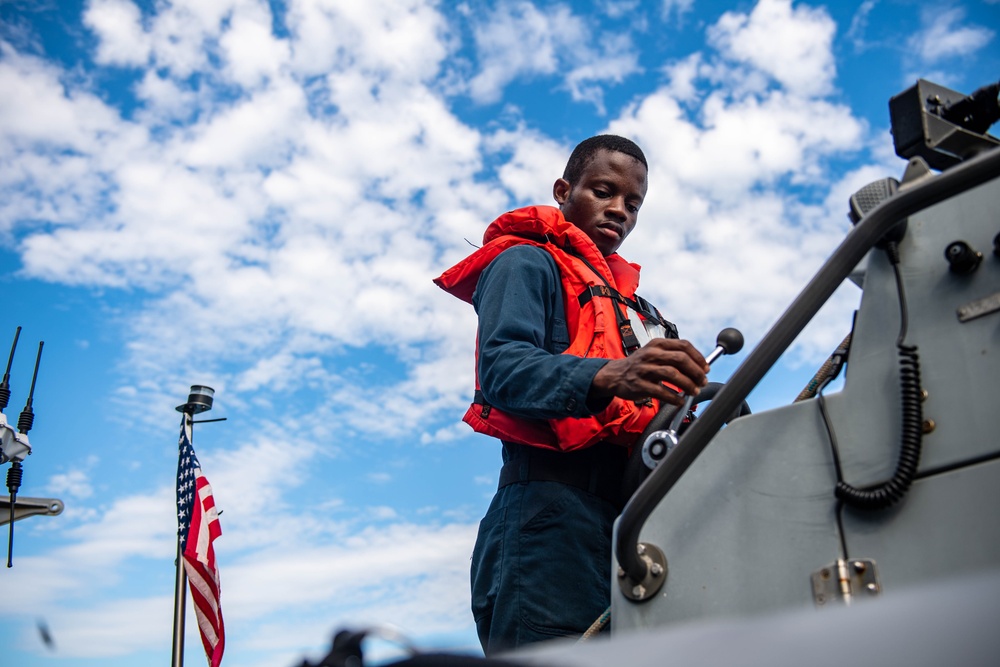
[833,242,924,510]
[815,370,850,559]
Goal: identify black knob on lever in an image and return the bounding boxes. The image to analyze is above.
[641,327,746,471]
[716,327,744,355]
[704,327,744,365]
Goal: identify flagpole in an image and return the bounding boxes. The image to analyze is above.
[171,386,221,667]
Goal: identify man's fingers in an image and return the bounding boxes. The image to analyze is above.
[634,354,707,395]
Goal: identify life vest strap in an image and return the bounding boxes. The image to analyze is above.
[577,285,679,339]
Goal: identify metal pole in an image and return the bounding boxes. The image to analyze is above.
[170,413,191,667]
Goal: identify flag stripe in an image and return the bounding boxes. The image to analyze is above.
[177,417,225,667]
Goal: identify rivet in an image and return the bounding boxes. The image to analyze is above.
[617,567,626,579]
[636,544,646,556]
[920,389,929,402]
[867,583,878,593]
[922,419,936,434]
[853,561,866,573]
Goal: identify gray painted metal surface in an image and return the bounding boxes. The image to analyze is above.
[610,168,1000,630]
[510,569,1000,667]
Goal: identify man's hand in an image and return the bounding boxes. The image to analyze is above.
[588,339,709,406]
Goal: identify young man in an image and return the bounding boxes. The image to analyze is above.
[435,135,708,654]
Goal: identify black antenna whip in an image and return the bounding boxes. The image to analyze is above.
[0,326,20,412]
[7,340,43,567]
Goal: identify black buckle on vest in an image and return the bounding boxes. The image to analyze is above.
[473,390,492,418]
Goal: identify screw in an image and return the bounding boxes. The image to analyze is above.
[820,569,831,580]
[636,544,646,556]
[632,585,646,599]
[922,419,936,434]
[920,389,929,402]
[617,567,626,579]
[867,583,878,593]
[650,562,664,577]
[853,561,866,573]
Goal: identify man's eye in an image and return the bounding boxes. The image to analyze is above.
[627,204,639,213]
[594,189,610,198]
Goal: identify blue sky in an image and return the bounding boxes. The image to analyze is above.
[1,0,997,665]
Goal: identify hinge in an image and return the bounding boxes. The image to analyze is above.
[811,558,880,607]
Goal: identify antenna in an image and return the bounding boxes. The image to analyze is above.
[7,340,44,567]
[0,326,20,412]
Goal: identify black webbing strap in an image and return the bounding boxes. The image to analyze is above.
[473,390,492,417]
[577,285,679,339]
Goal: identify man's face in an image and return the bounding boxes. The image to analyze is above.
[553,149,648,257]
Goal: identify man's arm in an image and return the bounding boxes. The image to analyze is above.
[474,246,607,420]
[475,245,710,416]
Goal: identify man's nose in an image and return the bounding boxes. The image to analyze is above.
[606,196,628,220]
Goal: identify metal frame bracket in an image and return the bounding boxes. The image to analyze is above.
[811,558,880,606]
[618,542,668,602]
[0,495,64,526]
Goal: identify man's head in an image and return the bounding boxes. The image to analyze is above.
[553,135,648,256]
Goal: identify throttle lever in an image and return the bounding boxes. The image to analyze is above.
[641,328,743,470]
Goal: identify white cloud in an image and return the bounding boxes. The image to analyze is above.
[485,127,568,205]
[0,43,128,155]
[46,469,94,499]
[28,596,175,658]
[83,0,151,66]
[662,0,694,22]
[219,8,291,88]
[286,0,451,81]
[908,6,994,63]
[708,0,837,97]
[0,45,149,237]
[466,1,640,112]
[846,0,878,51]
[600,0,641,20]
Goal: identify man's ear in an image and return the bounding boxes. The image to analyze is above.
[553,178,570,206]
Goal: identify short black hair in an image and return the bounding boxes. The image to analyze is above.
[562,135,647,184]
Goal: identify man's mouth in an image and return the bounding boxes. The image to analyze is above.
[598,221,623,238]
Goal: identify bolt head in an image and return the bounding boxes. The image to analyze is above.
[650,562,663,577]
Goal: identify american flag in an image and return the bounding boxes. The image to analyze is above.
[177,416,225,667]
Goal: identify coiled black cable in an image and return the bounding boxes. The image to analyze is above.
[833,241,924,510]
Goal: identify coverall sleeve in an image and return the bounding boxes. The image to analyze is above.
[472,245,609,420]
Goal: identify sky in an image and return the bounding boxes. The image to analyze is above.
[0,0,997,665]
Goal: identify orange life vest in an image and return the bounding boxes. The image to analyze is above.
[434,205,675,452]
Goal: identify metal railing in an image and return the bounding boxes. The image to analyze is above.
[615,146,1000,586]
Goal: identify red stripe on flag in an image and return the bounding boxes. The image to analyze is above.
[183,469,225,667]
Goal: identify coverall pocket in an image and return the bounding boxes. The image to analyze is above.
[517,483,613,637]
[471,506,506,625]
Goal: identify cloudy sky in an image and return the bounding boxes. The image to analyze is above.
[1,0,997,665]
